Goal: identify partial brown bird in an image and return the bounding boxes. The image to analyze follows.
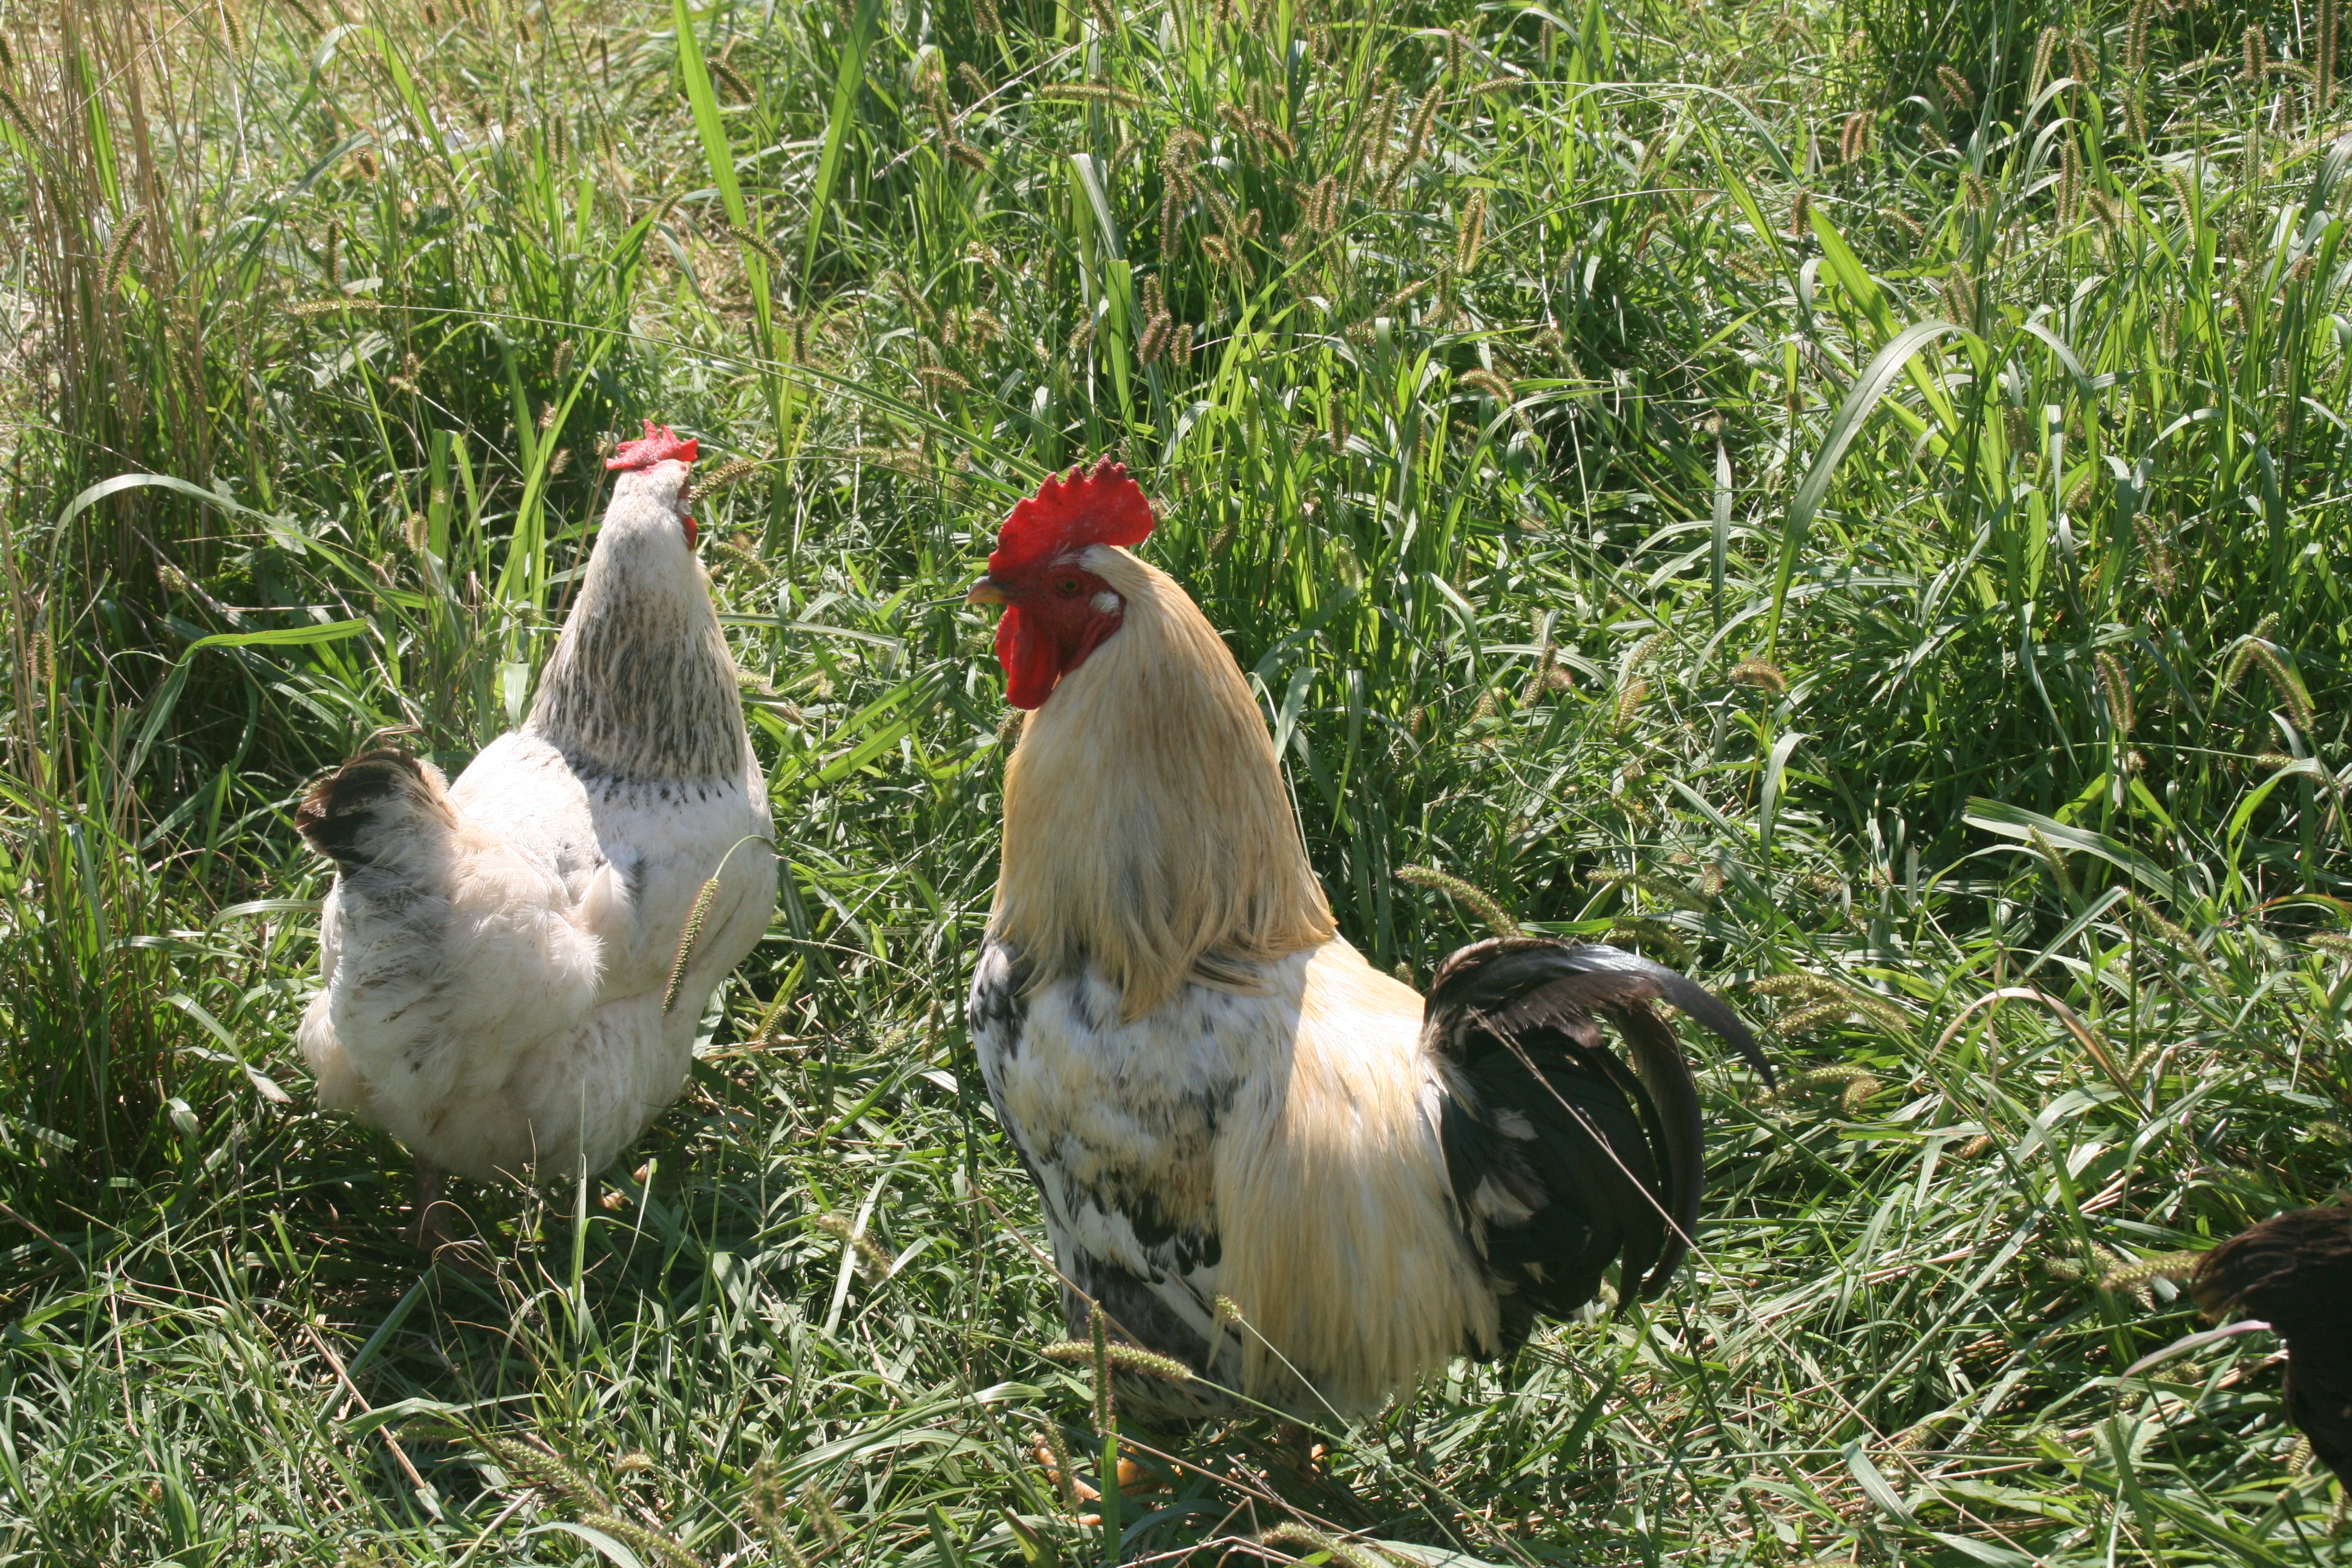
[2190,1204,2352,1481]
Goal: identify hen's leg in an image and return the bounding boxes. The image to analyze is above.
[413,1160,456,1252]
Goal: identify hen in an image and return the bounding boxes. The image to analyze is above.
[962,462,1768,1423]
[296,422,777,1246]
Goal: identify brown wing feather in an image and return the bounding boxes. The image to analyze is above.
[2192,1206,2352,1481]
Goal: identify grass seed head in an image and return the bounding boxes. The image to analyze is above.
[2318,0,2339,108]
[2063,467,2099,514]
[1462,367,1514,405]
[2095,649,2135,735]
[1031,1426,1086,1508]
[100,209,147,296]
[2243,642,2316,731]
[811,1212,893,1280]
[584,1512,704,1568]
[1256,1524,1395,1568]
[725,224,785,268]
[1941,266,1976,322]
[800,1481,849,1550]
[2056,139,2082,227]
[2027,828,2075,895]
[2067,35,2099,90]
[1613,675,1649,734]
[2031,25,2063,101]
[2126,0,2155,76]
[2100,1250,2201,1292]
[683,455,760,503]
[1840,109,1872,164]
[1936,67,1976,113]
[710,56,754,104]
[480,1434,612,1511]
[663,876,719,1013]
[1455,188,1487,269]
[1395,864,1521,938]
[1089,1303,1114,1430]
[1039,1339,1194,1382]
[0,81,35,144]
[1772,1002,1858,1039]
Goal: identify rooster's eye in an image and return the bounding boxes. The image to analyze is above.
[1051,575,1085,598]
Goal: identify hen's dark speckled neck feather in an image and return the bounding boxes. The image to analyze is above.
[526,485,746,785]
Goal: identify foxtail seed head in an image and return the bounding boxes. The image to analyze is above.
[662,876,720,1013]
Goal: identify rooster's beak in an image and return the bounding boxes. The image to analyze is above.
[964,576,1011,607]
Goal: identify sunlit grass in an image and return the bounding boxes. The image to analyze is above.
[0,0,2346,1560]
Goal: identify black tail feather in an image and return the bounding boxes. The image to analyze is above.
[1425,938,1766,1348]
[1431,939,1772,1087]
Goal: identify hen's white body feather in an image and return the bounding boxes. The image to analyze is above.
[300,737,771,1181]
[298,452,774,1186]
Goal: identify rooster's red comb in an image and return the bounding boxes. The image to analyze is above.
[988,459,1154,576]
[607,420,699,471]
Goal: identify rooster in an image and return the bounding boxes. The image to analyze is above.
[2190,1206,2352,1481]
[962,461,1769,1422]
[297,422,776,1247]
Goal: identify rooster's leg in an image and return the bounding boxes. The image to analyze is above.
[413,1160,456,1252]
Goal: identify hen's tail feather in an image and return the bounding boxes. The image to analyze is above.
[296,750,452,871]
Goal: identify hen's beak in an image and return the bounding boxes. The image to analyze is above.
[964,576,1011,607]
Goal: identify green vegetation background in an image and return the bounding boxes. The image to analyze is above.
[0,0,2347,1560]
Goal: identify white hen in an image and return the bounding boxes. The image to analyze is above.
[296,422,776,1245]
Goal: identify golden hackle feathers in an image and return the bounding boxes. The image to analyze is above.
[1210,944,1500,1413]
[993,546,1334,1019]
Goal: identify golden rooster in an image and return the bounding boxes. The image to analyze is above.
[962,460,1769,1423]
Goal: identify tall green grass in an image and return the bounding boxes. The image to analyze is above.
[0,0,2346,1560]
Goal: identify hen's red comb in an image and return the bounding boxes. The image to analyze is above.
[607,420,699,471]
[988,459,1154,576]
